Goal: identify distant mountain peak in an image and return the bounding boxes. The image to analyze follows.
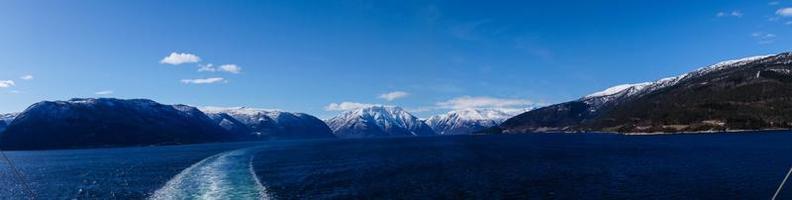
[443,108,512,120]
[326,105,436,138]
[200,106,334,139]
[351,105,405,114]
[425,108,522,135]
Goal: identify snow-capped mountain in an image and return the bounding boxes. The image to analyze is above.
[580,54,774,110]
[498,52,792,133]
[201,107,335,139]
[326,106,436,138]
[0,98,233,150]
[425,109,519,135]
[0,113,18,133]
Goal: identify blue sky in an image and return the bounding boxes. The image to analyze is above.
[1,0,791,118]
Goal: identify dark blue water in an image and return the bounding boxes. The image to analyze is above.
[3,133,792,199]
[0,141,269,199]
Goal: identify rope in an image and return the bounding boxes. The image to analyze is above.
[772,166,792,200]
[0,149,36,200]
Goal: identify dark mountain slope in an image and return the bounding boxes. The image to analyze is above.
[587,53,792,132]
[498,52,792,134]
[202,107,335,140]
[0,98,234,150]
[497,101,594,133]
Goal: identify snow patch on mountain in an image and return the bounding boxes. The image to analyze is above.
[201,106,282,116]
[0,113,18,133]
[0,113,17,124]
[585,82,652,98]
[201,107,284,125]
[696,55,774,74]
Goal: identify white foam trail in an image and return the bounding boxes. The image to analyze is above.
[249,157,271,198]
[148,148,271,200]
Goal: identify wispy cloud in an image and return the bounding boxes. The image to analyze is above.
[198,63,215,72]
[778,7,792,17]
[378,91,409,101]
[770,1,780,6]
[95,90,114,95]
[324,102,377,111]
[19,75,33,80]
[218,64,241,74]
[0,80,15,88]
[197,63,242,74]
[405,107,434,113]
[752,32,777,44]
[160,52,201,65]
[716,10,743,18]
[436,96,537,110]
[181,77,225,84]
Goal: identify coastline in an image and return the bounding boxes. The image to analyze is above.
[621,128,792,136]
[498,128,792,136]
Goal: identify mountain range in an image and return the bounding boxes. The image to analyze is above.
[495,52,792,134]
[2,52,791,149]
[201,107,335,139]
[0,99,335,150]
[0,99,513,149]
[425,108,518,135]
[325,106,437,138]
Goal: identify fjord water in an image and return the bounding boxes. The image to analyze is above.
[2,133,792,199]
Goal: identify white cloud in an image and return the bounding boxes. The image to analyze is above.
[716,10,743,17]
[770,1,780,6]
[19,75,33,80]
[197,63,241,74]
[160,52,201,65]
[752,32,777,44]
[198,63,216,72]
[495,107,534,116]
[0,80,14,88]
[95,90,114,95]
[378,91,409,101]
[218,64,241,74]
[324,102,377,111]
[730,11,743,17]
[436,96,536,109]
[778,8,792,17]
[405,107,433,113]
[180,77,225,84]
